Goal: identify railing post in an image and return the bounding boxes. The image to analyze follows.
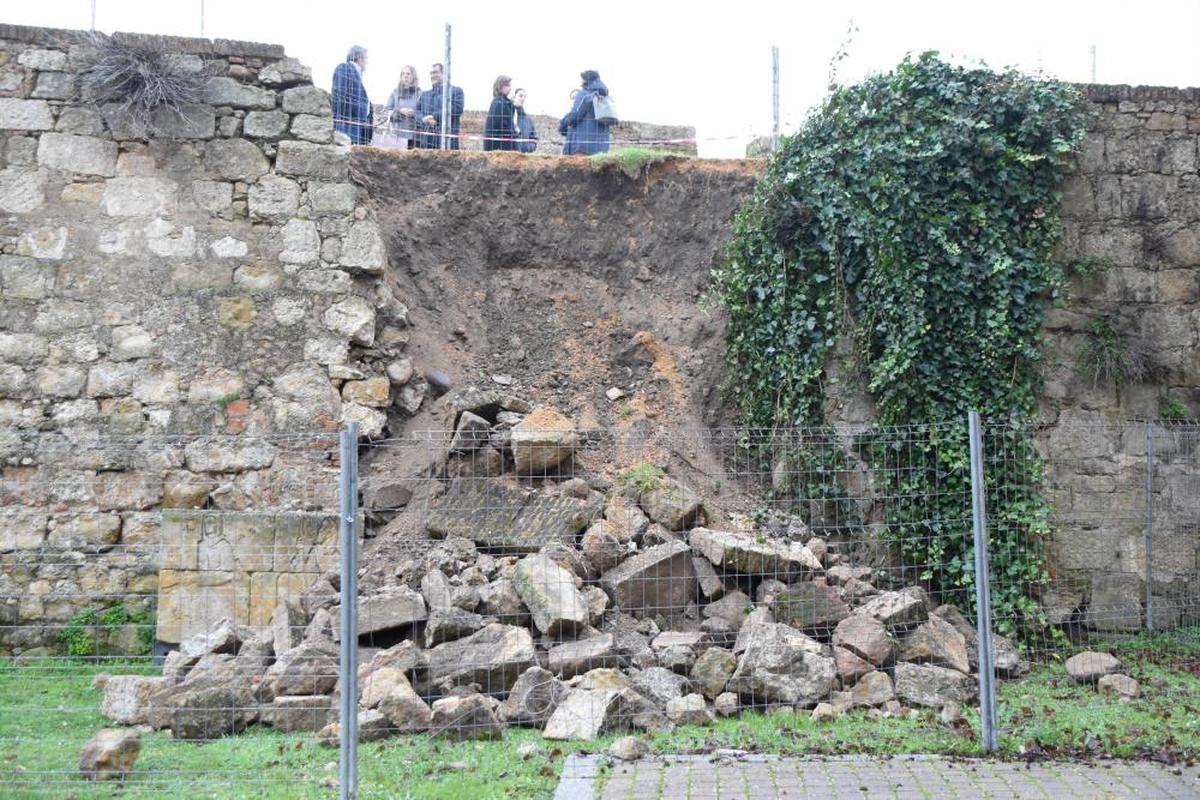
[1145,421,1154,634]
[338,423,359,800]
[968,410,998,752]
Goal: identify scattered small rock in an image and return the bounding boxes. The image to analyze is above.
[608,735,648,761]
[80,728,140,781]
[1065,651,1122,684]
[606,387,626,401]
[1097,673,1140,700]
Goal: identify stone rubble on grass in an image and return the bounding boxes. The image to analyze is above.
[1065,651,1122,683]
[89,397,1067,746]
[1097,672,1140,700]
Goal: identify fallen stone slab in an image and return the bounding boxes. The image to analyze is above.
[541,686,653,740]
[639,478,705,531]
[548,634,621,679]
[832,614,894,667]
[666,693,715,726]
[315,709,394,746]
[893,662,973,708]
[651,630,706,673]
[512,553,589,636]
[727,622,834,707]
[1097,673,1140,699]
[424,623,537,694]
[431,693,503,741]
[931,604,1025,677]
[773,582,850,635]
[899,614,970,674]
[334,586,427,639]
[499,666,568,726]
[601,539,697,618]
[1086,573,1143,632]
[689,528,819,581]
[690,647,737,699]
[426,479,583,552]
[265,640,340,696]
[848,670,895,707]
[425,607,491,648]
[858,590,928,630]
[1065,651,1122,683]
[101,675,165,725]
[377,675,433,732]
[510,406,578,474]
[80,728,140,781]
[265,695,332,733]
[168,684,257,740]
[630,667,692,707]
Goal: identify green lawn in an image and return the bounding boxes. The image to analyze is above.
[1,635,1197,799]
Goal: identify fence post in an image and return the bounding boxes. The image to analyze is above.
[338,423,360,800]
[1145,421,1154,634]
[440,24,452,150]
[771,45,780,152]
[968,410,998,752]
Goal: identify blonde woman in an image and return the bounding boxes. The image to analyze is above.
[380,65,421,149]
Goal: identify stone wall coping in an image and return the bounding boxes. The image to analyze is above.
[0,23,286,59]
[1077,83,1200,104]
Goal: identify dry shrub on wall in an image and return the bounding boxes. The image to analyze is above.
[77,32,208,138]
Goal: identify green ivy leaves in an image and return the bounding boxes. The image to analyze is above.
[714,53,1088,642]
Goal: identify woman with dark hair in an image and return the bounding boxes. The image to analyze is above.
[483,74,517,152]
[512,87,538,154]
[380,65,421,149]
[559,69,611,155]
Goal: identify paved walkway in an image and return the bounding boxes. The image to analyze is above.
[555,753,1200,799]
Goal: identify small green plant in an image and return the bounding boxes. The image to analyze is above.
[58,603,154,657]
[1065,254,1111,278]
[1160,397,1189,422]
[216,391,242,407]
[620,462,667,495]
[616,403,634,419]
[589,147,684,180]
[1077,318,1148,387]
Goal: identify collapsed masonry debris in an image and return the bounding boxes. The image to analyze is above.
[95,390,1034,743]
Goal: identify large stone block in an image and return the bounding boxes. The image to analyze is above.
[37,133,118,177]
[156,569,249,644]
[309,182,356,215]
[281,85,332,116]
[425,479,584,552]
[202,76,277,110]
[689,527,819,581]
[339,220,386,273]
[600,539,697,617]
[0,166,46,213]
[279,218,320,265]
[275,140,348,180]
[101,177,177,217]
[424,623,536,694]
[512,553,589,636]
[248,174,301,221]
[203,139,269,181]
[1086,573,1143,631]
[243,110,289,139]
[511,407,579,474]
[335,587,427,638]
[183,437,278,472]
[0,98,55,131]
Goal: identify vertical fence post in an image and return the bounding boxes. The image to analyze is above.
[771,45,780,152]
[968,410,998,752]
[440,24,452,150]
[338,423,359,800]
[1145,421,1154,634]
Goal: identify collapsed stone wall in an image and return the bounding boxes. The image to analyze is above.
[0,20,1196,654]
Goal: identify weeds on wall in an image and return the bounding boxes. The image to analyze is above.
[1077,317,1149,388]
[77,32,208,138]
[712,53,1089,641]
[59,603,154,657]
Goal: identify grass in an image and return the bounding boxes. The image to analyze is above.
[619,462,667,495]
[2,636,1198,798]
[589,148,685,180]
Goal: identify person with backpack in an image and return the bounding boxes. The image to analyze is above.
[558,69,614,155]
[483,75,518,151]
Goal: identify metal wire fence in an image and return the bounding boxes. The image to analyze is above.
[0,415,1196,797]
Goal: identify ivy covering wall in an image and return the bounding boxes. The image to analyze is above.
[713,54,1089,637]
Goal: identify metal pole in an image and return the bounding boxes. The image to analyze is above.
[969,410,998,752]
[90,0,96,31]
[1145,422,1154,633]
[771,46,780,152]
[338,423,359,800]
[440,24,452,150]
[1089,44,1097,83]
[200,0,205,38]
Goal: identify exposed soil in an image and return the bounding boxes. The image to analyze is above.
[350,150,763,574]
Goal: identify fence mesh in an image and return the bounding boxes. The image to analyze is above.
[1,418,1197,797]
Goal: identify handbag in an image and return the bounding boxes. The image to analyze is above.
[592,93,619,125]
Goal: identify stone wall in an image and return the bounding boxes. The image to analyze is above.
[0,24,407,653]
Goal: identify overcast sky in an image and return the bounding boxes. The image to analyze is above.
[8,1,1200,156]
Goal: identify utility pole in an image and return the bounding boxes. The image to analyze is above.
[200,0,206,38]
[441,24,452,149]
[1090,44,1097,83]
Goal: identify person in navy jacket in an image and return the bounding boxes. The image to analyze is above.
[559,70,611,155]
[483,75,518,151]
[416,63,465,150]
[331,45,373,145]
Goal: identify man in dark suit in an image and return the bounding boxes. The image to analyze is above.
[331,45,372,145]
[416,63,465,150]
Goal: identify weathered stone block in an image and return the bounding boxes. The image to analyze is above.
[204,139,269,181]
[275,140,348,180]
[0,166,46,213]
[192,179,232,213]
[183,437,278,472]
[600,540,697,618]
[689,527,818,581]
[0,98,54,130]
[0,255,53,299]
[35,364,86,397]
[18,49,68,70]
[424,622,536,693]
[37,133,117,177]
[279,218,320,265]
[291,114,332,143]
[101,177,177,216]
[243,110,289,139]
[309,181,356,215]
[425,479,583,552]
[202,76,276,110]
[512,553,589,636]
[248,174,300,221]
[339,220,385,273]
[259,58,312,88]
[323,295,375,345]
[281,85,332,116]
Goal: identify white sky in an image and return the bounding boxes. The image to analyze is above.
[7,1,1200,157]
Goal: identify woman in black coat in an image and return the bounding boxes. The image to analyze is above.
[483,75,518,151]
[513,87,538,153]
